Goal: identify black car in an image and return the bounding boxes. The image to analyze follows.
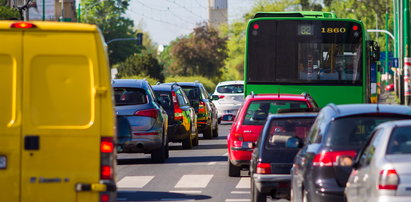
[291,104,411,202]
[250,113,317,202]
[164,82,219,139]
[152,84,199,149]
[113,79,169,163]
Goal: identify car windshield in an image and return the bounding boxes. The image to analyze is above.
[267,117,316,148]
[114,87,147,106]
[243,100,308,125]
[154,91,173,110]
[216,85,244,94]
[387,126,411,154]
[326,114,411,146]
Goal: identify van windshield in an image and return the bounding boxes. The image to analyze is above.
[326,114,411,146]
[114,87,147,106]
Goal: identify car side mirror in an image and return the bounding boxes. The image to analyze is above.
[286,137,304,148]
[211,95,219,101]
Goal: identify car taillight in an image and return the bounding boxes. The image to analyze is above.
[171,91,184,121]
[218,95,225,99]
[312,150,356,167]
[100,193,110,202]
[378,169,399,190]
[10,22,36,28]
[256,162,271,174]
[199,101,206,113]
[134,109,158,119]
[100,137,114,180]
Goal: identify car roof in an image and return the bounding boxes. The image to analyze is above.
[217,80,244,86]
[324,104,411,119]
[164,82,201,87]
[245,94,310,101]
[152,84,176,91]
[112,79,147,88]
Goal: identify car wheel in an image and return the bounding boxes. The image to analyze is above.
[212,122,219,137]
[165,141,169,159]
[203,125,213,139]
[228,159,241,177]
[151,145,166,163]
[252,181,266,202]
[302,187,308,202]
[182,132,193,149]
[192,127,199,146]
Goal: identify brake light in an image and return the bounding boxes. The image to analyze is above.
[134,109,158,119]
[199,101,206,113]
[256,163,271,174]
[10,22,36,28]
[378,169,399,190]
[218,95,225,99]
[100,193,110,202]
[171,91,183,120]
[312,150,356,167]
[133,132,158,136]
[100,137,114,180]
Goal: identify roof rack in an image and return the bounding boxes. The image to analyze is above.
[156,82,161,85]
[301,92,310,99]
[170,82,179,89]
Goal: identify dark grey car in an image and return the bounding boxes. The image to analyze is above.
[113,79,169,163]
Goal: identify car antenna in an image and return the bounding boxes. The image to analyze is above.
[376,101,380,112]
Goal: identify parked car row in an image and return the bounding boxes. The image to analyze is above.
[114,79,221,163]
[227,91,411,202]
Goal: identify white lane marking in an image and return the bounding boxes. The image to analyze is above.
[117,176,154,188]
[223,152,228,156]
[235,177,250,189]
[175,175,213,188]
[170,190,202,194]
[208,162,217,165]
[161,199,195,201]
[231,191,250,194]
[225,199,250,202]
[178,162,226,166]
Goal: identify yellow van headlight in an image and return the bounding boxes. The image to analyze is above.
[0,156,6,169]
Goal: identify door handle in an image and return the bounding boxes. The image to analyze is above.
[25,136,40,150]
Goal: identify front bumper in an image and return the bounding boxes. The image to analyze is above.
[253,174,291,199]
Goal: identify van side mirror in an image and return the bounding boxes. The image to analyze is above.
[286,137,304,148]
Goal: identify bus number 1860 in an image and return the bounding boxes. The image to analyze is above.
[321,27,346,33]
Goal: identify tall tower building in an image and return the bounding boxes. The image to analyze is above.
[208,0,227,28]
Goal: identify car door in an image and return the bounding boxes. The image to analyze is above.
[21,30,102,202]
[0,27,22,202]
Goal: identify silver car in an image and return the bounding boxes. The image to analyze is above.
[345,120,411,202]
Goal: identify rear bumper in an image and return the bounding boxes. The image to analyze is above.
[253,174,291,198]
[229,142,253,166]
[117,129,163,153]
[167,124,189,142]
[309,179,345,202]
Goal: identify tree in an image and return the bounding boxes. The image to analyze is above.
[0,0,19,20]
[168,23,228,80]
[116,52,164,82]
[80,0,137,66]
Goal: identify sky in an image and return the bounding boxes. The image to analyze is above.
[125,0,255,45]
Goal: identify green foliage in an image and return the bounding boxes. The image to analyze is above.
[168,23,228,79]
[0,0,19,20]
[165,76,216,93]
[120,75,159,86]
[80,0,137,66]
[116,52,164,82]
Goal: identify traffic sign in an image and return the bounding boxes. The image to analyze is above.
[393,58,399,67]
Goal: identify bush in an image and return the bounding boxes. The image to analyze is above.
[119,74,160,86]
[165,76,216,93]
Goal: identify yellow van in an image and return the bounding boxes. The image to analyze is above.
[0,21,116,202]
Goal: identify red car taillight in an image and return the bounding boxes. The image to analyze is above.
[134,109,158,119]
[378,169,399,190]
[312,150,356,167]
[199,101,206,113]
[218,95,225,99]
[256,162,271,174]
[100,137,114,180]
[171,91,183,121]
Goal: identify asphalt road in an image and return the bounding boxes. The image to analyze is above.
[116,123,289,202]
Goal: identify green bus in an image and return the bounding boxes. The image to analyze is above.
[244,11,379,107]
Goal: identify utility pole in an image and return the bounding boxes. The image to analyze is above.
[385,10,389,86]
[404,0,411,105]
[394,0,400,98]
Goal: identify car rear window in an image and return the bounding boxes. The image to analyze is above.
[266,117,316,148]
[154,91,173,110]
[326,114,411,146]
[243,100,308,125]
[387,126,411,154]
[181,87,201,100]
[114,87,147,106]
[216,84,244,94]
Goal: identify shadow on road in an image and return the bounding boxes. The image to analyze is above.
[117,155,227,165]
[117,190,212,201]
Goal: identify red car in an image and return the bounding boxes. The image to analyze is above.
[227,93,319,177]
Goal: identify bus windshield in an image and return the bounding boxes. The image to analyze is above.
[247,20,363,85]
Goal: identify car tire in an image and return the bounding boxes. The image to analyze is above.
[252,180,266,202]
[182,134,193,149]
[228,159,241,177]
[192,127,199,146]
[165,141,169,159]
[203,125,213,139]
[151,144,166,163]
[302,187,308,202]
[212,122,219,137]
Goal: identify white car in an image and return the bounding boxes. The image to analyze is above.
[212,81,244,123]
